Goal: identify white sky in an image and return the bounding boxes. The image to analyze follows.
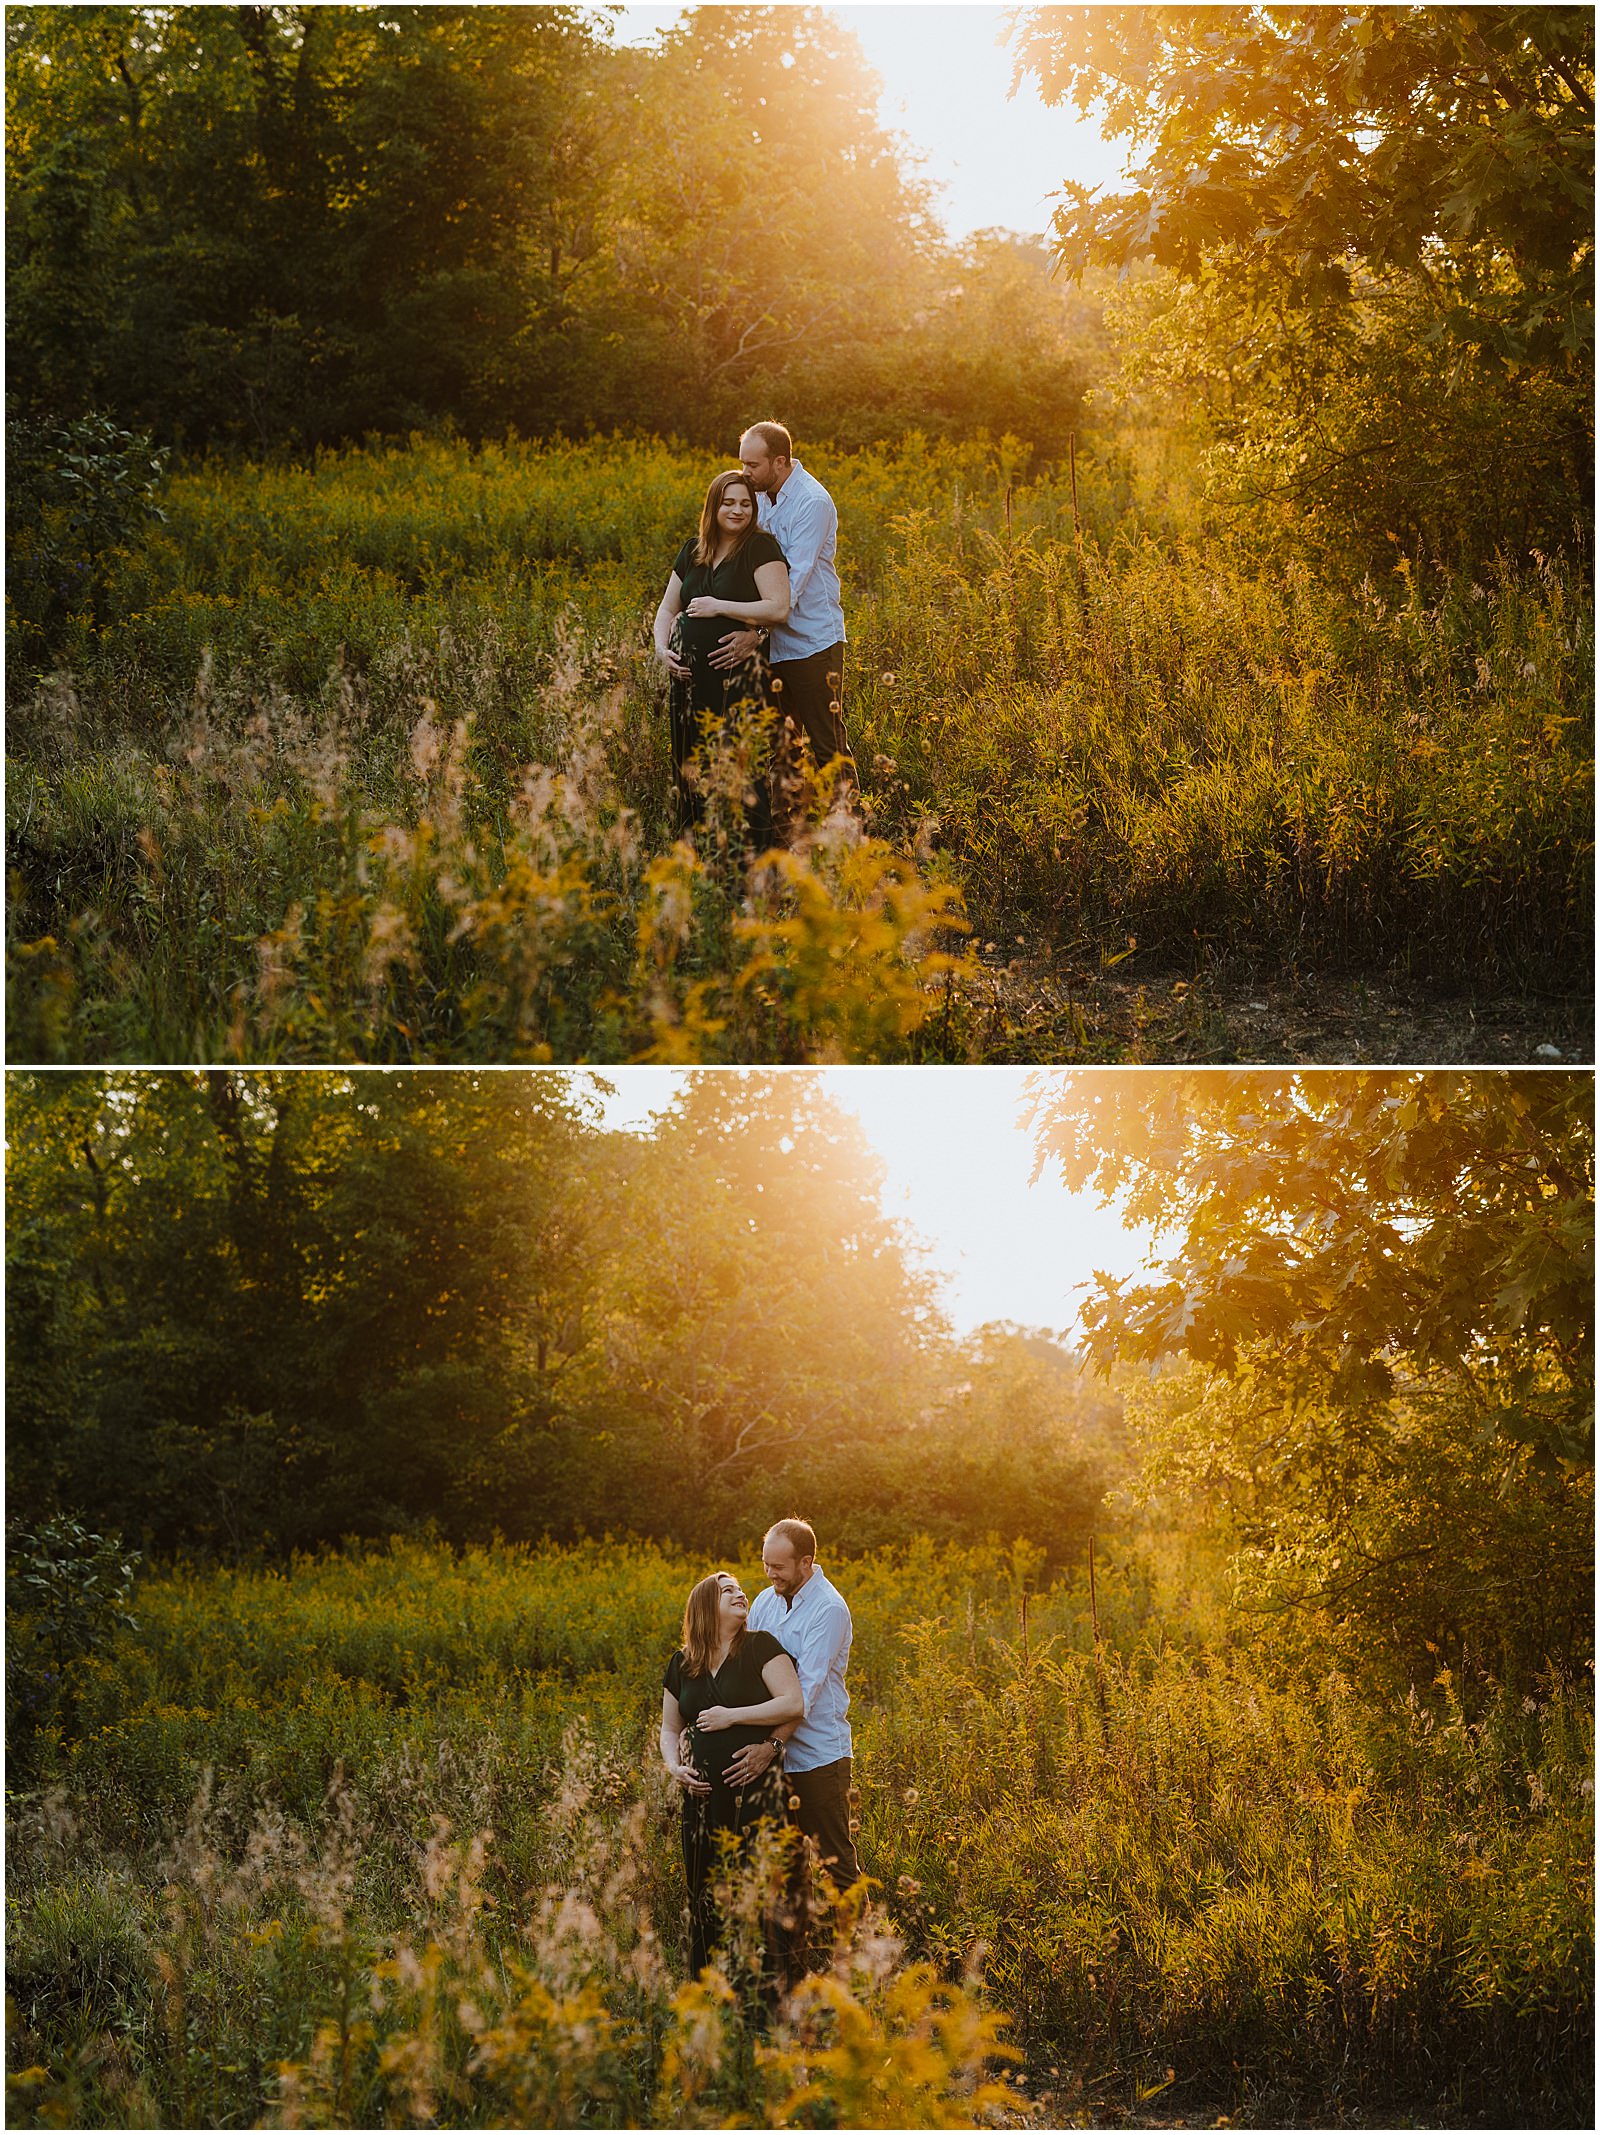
[605,3,1127,240]
[592,1067,1155,1336]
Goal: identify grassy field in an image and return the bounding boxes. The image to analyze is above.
[6,1536,1592,2127]
[7,433,1592,1063]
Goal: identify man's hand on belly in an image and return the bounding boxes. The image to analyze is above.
[708,628,763,670]
[723,1738,781,1787]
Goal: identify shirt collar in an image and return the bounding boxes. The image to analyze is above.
[782,1563,827,1612]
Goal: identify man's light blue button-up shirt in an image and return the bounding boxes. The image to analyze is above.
[757,461,846,662]
[747,1562,853,1772]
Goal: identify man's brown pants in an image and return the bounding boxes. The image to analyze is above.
[776,1755,861,1982]
[770,641,855,837]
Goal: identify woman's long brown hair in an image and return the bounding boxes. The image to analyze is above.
[693,471,760,568]
[681,1570,743,1678]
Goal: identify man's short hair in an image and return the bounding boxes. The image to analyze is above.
[765,1516,817,1561]
[744,420,793,463]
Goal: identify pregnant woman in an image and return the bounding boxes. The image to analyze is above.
[660,1569,803,1982]
[652,470,789,844]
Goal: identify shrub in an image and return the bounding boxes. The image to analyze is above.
[6,1516,141,1778]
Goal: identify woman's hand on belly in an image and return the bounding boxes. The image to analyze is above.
[670,1731,712,1793]
[696,1703,735,1732]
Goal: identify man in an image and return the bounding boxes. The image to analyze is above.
[708,422,856,832]
[724,1516,859,1892]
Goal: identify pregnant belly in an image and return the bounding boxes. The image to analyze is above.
[689,1723,771,1788]
[677,616,734,663]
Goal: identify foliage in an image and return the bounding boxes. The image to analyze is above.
[870,1584,1592,2120]
[3,1070,1115,1564]
[5,1517,141,1668]
[5,411,170,648]
[1012,7,1594,576]
[4,1536,1592,2127]
[1099,260,1595,576]
[583,6,936,444]
[1028,1069,1595,1697]
[5,1716,1019,2131]
[1013,5,1595,368]
[4,4,1096,454]
[5,653,973,1066]
[1122,1363,1594,1698]
[763,1957,1021,2128]
[859,477,1592,978]
[792,233,1106,456]
[6,1515,142,1778]
[1028,1069,1593,1451]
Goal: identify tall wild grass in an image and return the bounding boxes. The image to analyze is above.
[7,1537,1592,2126]
[7,434,1592,1061]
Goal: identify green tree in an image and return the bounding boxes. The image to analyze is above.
[5,6,610,444]
[1013,7,1595,566]
[7,5,1117,454]
[6,1513,141,1776]
[295,1068,612,1540]
[6,410,169,648]
[564,1072,940,1547]
[1028,1070,1594,1690]
[1028,1070,1593,1464]
[4,1069,261,1549]
[797,1324,1122,1561]
[1123,1357,1592,1693]
[8,1070,1123,1565]
[1012,5,1595,367]
[3,1070,610,1551]
[1097,257,1594,570]
[801,235,1105,453]
[583,5,937,443]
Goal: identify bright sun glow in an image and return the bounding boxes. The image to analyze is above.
[606,4,1126,239]
[593,1068,1154,1336]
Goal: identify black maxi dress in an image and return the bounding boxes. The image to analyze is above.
[664,1626,791,1977]
[668,529,786,843]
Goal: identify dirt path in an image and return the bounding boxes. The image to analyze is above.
[954,948,1592,1065]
